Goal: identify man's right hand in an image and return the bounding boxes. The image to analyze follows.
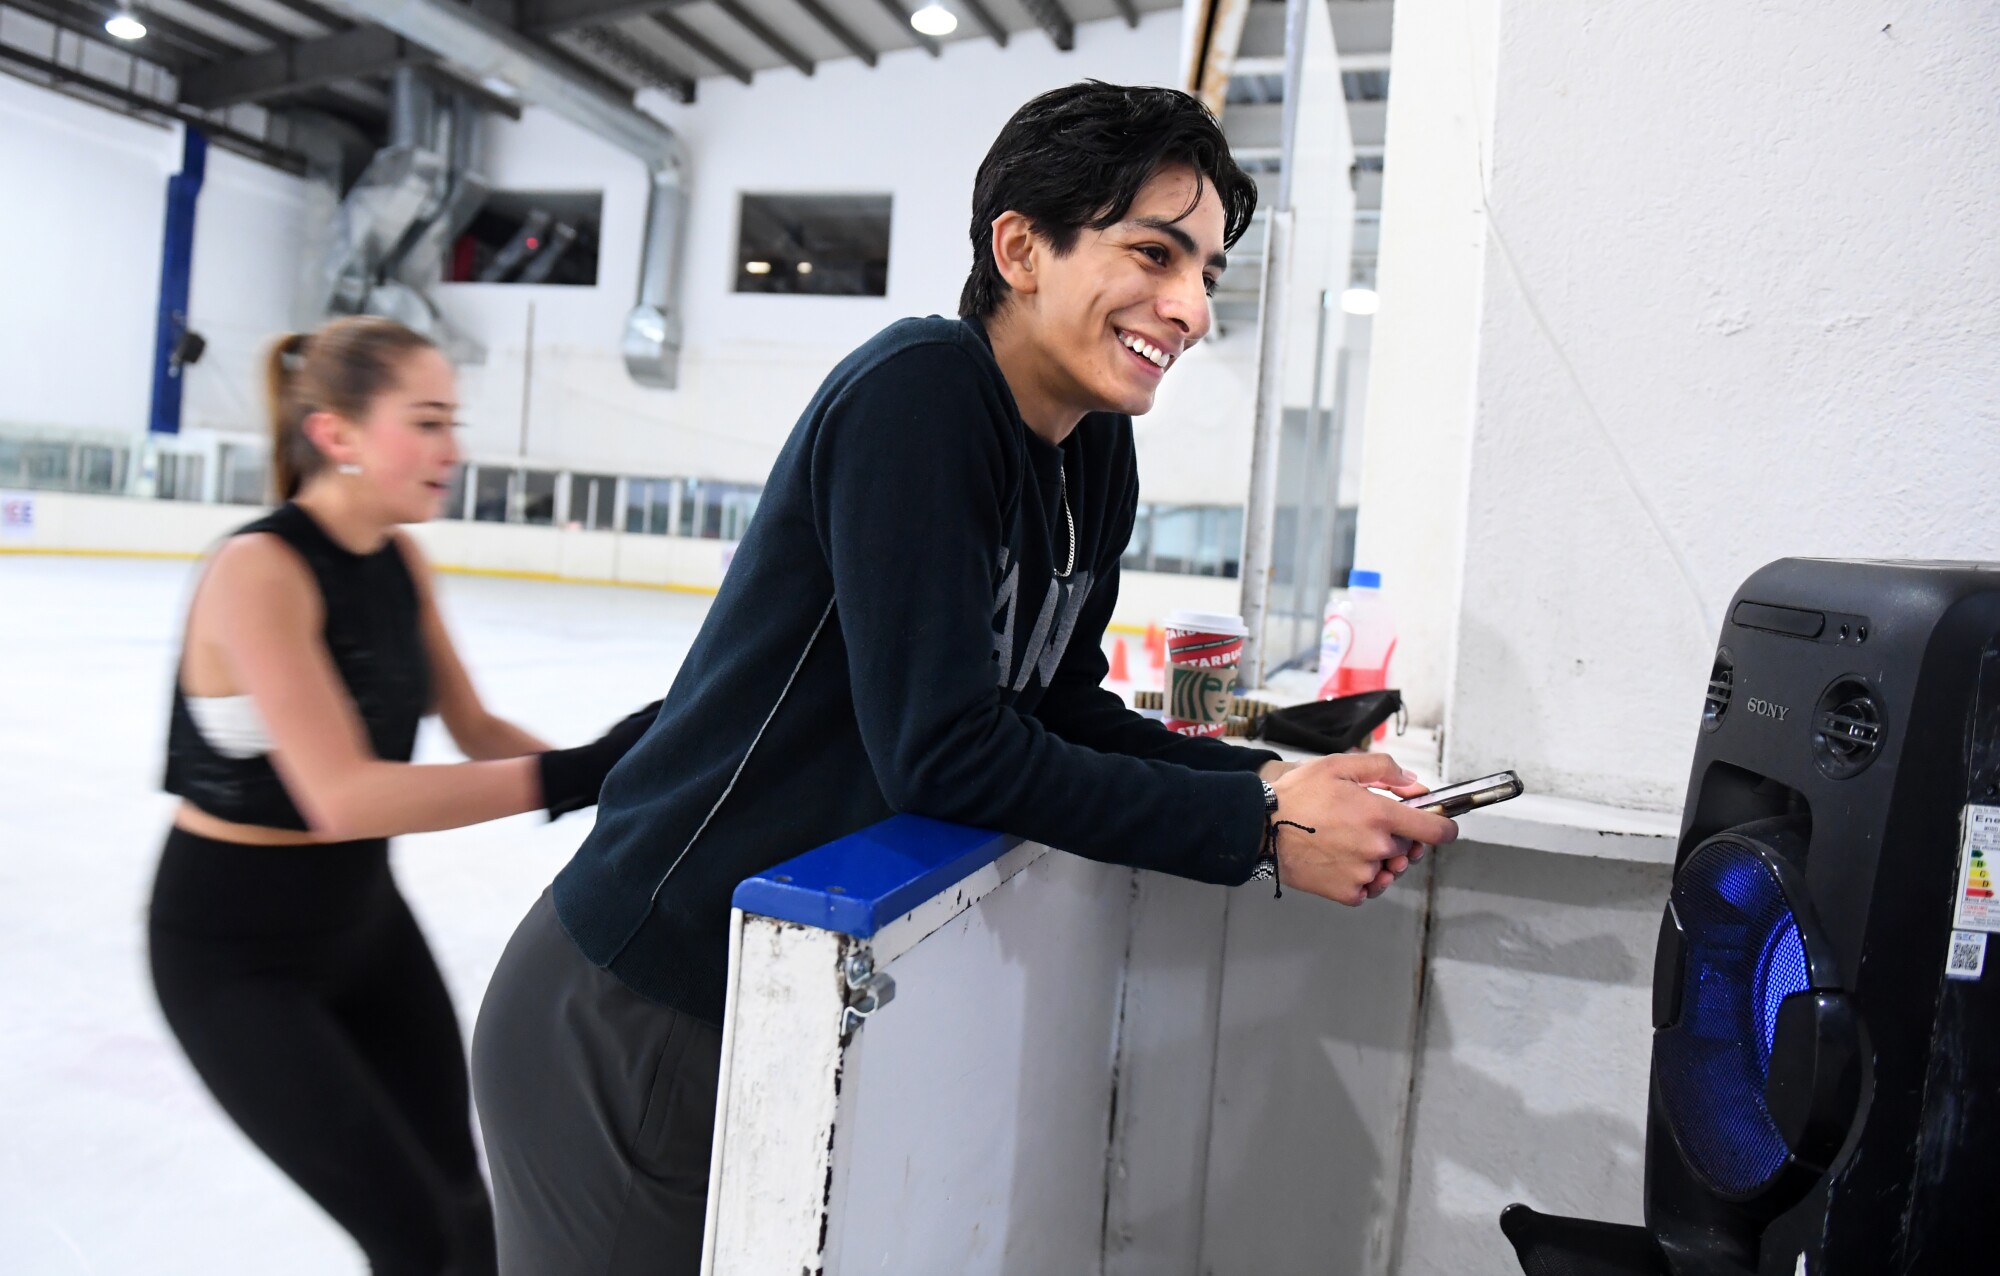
[1269,752,1459,905]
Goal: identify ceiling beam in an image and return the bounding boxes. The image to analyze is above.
[866,0,937,57]
[561,22,695,102]
[167,0,296,46]
[63,0,244,58]
[4,0,201,72]
[646,10,751,84]
[0,41,309,169]
[181,25,435,108]
[784,0,872,67]
[264,0,347,33]
[517,0,687,36]
[958,0,1005,46]
[709,0,810,76]
[1018,0,1073,51]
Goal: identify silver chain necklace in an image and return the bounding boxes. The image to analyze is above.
[1056,455,1076,579]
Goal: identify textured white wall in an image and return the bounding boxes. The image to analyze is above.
[1393,845,1666,1276]
[0,74,306,440]
[1349,0,1501,726]
[440,9,1265,505]
[1439,2,2000,808]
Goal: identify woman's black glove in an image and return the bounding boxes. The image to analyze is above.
[537,700,663,820]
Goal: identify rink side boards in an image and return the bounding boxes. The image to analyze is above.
[703,814,1051,1275]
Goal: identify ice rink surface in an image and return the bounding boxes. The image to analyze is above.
[0,554,715,1274]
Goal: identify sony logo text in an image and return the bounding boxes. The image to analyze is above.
[1746,697,1791,722]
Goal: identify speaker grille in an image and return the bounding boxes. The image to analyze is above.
[1702,650,1734,731]
[1655,839,1807,1198]
[1812,678,1883,779]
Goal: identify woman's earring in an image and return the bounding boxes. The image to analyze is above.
[337,462,363,476]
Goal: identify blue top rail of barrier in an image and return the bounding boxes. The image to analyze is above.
[730,814,1025,938]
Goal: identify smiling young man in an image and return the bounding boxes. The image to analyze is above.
[472,81,1456,1275]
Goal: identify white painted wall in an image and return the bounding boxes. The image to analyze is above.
[1392,845,1666,1276]
[1362,1,2000,807]
[1349,0,1500,728]
[0,73,307,441]
[435,9,1262,504]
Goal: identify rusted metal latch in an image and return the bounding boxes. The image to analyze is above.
[842,949,896,1036]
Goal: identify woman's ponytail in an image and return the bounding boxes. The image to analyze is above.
[265,332,314,501]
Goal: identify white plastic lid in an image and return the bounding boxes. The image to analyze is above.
[1164,610,1249,636]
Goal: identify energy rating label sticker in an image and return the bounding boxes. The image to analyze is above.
[1951,805,2000,933]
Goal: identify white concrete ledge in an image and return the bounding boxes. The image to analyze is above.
[1249,721,1680,866]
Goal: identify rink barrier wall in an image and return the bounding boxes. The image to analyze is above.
[0,488,1238,635]
[707,814,1122,1274]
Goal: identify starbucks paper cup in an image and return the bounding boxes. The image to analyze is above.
[1163,610,1248,737]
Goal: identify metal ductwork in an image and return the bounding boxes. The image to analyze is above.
[302,70,487,364]
[335,0,689,388]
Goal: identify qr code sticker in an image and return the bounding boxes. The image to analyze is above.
[1948,930,1987,981]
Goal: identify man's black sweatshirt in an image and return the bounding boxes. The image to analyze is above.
[554,316,1278,1024]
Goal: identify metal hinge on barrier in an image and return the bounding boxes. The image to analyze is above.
[842,949,896,1036]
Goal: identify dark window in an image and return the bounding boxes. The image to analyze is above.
[218,444,267,505]
[567,473,618,530]
[625,478,682,535]
[735,193,892,296]
[521,469,558,525]
[1122,504,1244,578]
[448,191,603,286]
[1342,69,1390,102]
[439,463,468,520]
[473,466,510,522]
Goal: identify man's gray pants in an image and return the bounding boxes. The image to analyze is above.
[472,889,723,1276]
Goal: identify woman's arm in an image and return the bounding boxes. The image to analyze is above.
[394,533,552,760]
[200,533,543,840]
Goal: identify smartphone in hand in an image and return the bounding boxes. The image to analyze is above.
[1401,770,1524,818]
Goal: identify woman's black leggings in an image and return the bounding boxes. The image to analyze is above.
[149,828,496,1276]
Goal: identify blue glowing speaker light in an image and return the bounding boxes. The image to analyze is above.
[1655,838,1812,1199]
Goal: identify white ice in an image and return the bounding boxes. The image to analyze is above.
[0,555,714,1275]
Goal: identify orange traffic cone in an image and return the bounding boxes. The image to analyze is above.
[1109,638,1130,682]
[1146,623,1166,669]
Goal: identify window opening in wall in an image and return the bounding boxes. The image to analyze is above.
[1341,69,1390,101]
[678,480,763,540]
[520,469,557,525]
[218,443,268,506]
[1122,504,1245,578]
[155,452,205,502]
[626,478,681,536]
[448,191,603,286]
[473,466,511,522]
[567,472,618,530]
[735,193,892,296]
[440,464,466,520]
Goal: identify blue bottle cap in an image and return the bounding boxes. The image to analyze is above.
[1348,569,1382,589]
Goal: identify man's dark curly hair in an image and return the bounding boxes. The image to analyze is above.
[959,81,1259,321]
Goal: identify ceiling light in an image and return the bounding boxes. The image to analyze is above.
[105,9,146,38]
[1340,287,1380,316]
[910,2,956,36]
[796,262,813,275]
[745,260,772,275]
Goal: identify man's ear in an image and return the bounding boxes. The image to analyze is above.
[990,211,1040,298]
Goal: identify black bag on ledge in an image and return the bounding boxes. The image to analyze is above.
[1248,689,1403,755]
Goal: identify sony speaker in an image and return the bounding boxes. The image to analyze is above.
[1501,558,2000,1276]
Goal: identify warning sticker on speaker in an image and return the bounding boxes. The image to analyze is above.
[1951,805,2000,933]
